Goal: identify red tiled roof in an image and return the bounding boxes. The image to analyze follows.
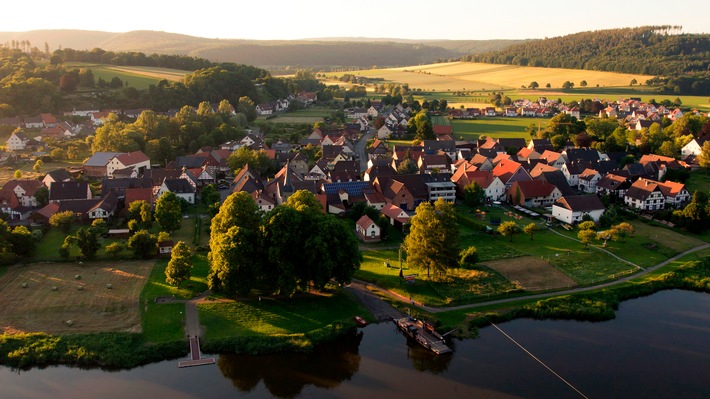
[356,215,375,230]
[115,150,149,166]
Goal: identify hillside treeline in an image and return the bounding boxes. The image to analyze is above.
[463,26,710,95]
[0,48,323,117]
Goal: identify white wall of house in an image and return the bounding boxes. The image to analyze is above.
[552,205,604,224]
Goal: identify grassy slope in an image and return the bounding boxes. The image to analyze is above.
[65,62,188,90]
[140,254,210,343]
[199,290,366,340]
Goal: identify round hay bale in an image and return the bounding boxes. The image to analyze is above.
[65,320,74,326]
[51,286,58,291]
[74,274,81,280]
[106,284,113,289]
[77,285,84,290]
[21,282,28,288]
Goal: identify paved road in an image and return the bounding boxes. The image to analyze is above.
[354,128,374,171]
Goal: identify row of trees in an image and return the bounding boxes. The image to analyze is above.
[208,191,362,296]
[528,110,710,156]
[91,100,249,161]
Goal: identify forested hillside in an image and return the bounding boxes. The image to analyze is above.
[463,26,710,95]
[0,30,521,70]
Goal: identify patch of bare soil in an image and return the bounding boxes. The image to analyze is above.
[482,256,575,291]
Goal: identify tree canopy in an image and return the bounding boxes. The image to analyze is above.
[208,190,361,297]
[403,198,459,278]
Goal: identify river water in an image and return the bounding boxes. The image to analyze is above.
[2,289,709,399]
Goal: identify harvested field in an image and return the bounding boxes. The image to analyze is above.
[482,256,575,291]
[0,261,153,334]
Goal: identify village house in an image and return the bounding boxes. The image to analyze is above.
[42,169,72,188]
[48,181,92,203]
[552,195,606,224]
[507,180,562,207]
[355,215,381,242]
[83,152,121,178]
[577,168,602,193]
[624,179,667,211]
[6,131,38,151]
[451,165,506,202]
[1,179,43,207]
[158,178,196,204]
[491,159,532,188]
[596,173,632,199]
[380,203,410,231]
[681,138,708,160]
[624,178,689,211]
[106,151,151,178]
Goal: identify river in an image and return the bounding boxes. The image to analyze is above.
[2,290,709,399]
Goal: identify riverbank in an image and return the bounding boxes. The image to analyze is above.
[2,249,709,370]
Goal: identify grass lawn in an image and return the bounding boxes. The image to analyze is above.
[551,219,705,268]
[451,118,533,140]
[140,253,210,343]
[198,290,367,340]
[685,169,710,194]
[355,248,517,307]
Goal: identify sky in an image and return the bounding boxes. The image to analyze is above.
[2,0,706,41]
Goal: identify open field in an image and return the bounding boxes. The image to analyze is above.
[348,62,654,91]
[65,63,188,90]
[482,256,576,291]
[451,117,534,140]
[0,261,152,335]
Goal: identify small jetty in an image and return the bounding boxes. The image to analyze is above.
[393,317,452,355]
[178,336,215,368]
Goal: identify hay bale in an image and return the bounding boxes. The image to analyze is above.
[65,320,74,326]
[51,286,58,291]
[77,285,84,290]
[106,284,113,289]
[21,282,28,288]
[74,274,81,280]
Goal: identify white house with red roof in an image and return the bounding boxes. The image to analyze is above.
[356,215,381,242]
[106,151,151,178]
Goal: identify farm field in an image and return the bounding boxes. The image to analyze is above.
[0,261,152,335]
[348,61,654,91]
[65,62,188,90]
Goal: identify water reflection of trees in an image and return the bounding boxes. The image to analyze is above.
[405,338,454,374]
[217,331,363,398]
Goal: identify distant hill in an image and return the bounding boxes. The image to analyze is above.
[463,26,710,95]
[0,30,522,70]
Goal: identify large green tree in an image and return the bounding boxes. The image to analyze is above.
[165,241,193,287]
[208,190,361,296]
[155,191,182,232]
[463,182,486,207]
[127,230,157,259]
[403,198,459,278]
[208,191,262,295]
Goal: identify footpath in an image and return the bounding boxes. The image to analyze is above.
[349,243,710,314]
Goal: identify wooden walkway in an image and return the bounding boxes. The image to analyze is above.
[178,336,215,368]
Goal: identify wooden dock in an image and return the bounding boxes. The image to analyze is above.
[178,336,215,368]
[393,317,452,355]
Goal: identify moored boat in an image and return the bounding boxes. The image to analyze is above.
[393,316,452,355]
[354,316,367,327]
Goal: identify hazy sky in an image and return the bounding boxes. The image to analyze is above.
[2,0,706,40]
